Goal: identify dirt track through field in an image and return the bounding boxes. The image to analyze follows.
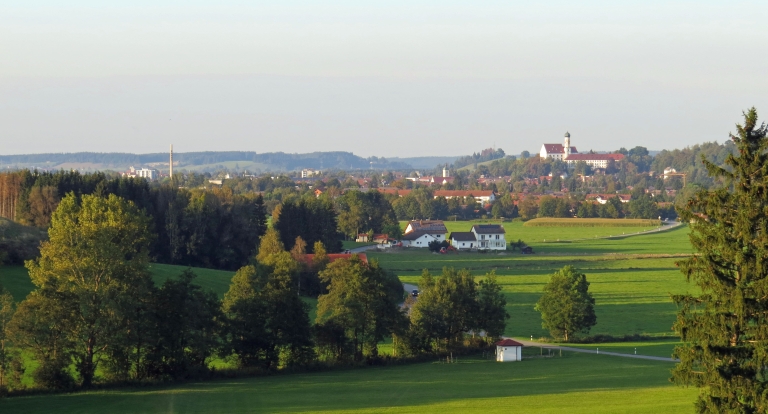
[513,339,679,362]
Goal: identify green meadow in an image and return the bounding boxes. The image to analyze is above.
[1,222,700,413]
[0,352,696,414]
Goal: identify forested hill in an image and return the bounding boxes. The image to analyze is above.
[0,151,423,172]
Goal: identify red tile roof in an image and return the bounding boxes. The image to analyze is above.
[495,339,524,347]
[543,144,578,154]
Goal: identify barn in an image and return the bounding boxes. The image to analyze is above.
[495,339,523,362]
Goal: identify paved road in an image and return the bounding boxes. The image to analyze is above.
[513,339,678,362]
[348,245,379,253]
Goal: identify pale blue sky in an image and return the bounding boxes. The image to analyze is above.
[1,1,767,156]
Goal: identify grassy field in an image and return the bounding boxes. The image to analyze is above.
[0,220,701,412]
[1,263,236,301]
[439,220,679,247]
[524,217,661,227]
[0,352,696,414]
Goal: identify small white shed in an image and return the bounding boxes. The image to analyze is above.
[495,339,523,362]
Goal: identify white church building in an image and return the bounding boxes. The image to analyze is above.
[540,132,624,169]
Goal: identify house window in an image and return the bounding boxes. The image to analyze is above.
[496,235,499,239]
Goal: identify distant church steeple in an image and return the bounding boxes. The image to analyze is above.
[563,132,571,158]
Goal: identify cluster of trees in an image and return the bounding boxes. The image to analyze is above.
[395,269,509,356]
[334,191,401,240]
[272,197,341,253]
[0,192,507,393]
[390,189,488,221]
[0,170,271,270]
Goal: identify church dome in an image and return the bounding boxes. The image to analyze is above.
[564,132,570,138]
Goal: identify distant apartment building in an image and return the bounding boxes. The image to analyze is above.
[123,166,159,180]
[301,168,321,178]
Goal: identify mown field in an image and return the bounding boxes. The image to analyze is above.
[440,219,672,245]
[372,224,693,339]
[1,352,697,414]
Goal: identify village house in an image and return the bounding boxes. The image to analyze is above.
[401,220,448,248]
[449,232,476,249]
[471,224,506,250]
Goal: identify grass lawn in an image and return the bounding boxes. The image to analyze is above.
[0,352,696,414]
[0,265,36,302]
[341,241,375,250]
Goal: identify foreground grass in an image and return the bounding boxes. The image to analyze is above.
[0,352,696,414]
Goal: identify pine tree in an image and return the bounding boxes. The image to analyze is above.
[672,108,768,412]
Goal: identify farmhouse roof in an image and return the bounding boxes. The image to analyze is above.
[495,339,524,347]
[407,220,447,233]
[449,232,476,242]
[471,224,505,234]
[543,144,578,154]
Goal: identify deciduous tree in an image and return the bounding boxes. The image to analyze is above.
[535,266,596,342]
[22,193,153,387]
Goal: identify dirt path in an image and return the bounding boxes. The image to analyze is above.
[513,339,679,362]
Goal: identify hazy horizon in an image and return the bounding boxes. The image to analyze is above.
[2,1,767,157]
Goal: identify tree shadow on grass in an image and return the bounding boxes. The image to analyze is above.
[0,353,679,414]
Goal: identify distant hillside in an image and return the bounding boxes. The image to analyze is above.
[388,156,460,169]
[0,151,414,173]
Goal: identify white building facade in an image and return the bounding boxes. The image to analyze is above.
[471,224,506,250]
[496,339,523,362]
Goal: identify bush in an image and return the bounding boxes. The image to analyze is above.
[427,240,450,252]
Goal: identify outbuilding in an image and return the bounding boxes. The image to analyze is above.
[495,339,523,362]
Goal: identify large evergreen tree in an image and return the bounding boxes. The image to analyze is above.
[672,108,768,412]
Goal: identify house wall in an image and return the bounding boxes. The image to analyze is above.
[451,239,474,250]
[496,345,522,362]
[402,234,436,248]
[472,231,506,250]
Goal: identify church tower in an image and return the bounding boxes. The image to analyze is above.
[563,132,571,159]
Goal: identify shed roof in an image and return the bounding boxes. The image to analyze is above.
[495,339,524,347]
[450,232,476,242]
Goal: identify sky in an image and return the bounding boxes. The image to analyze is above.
[1,1,767,157]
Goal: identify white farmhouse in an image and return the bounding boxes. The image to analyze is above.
[496,339,523,362]
[404,220,447,243]
[471,224,506,250]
